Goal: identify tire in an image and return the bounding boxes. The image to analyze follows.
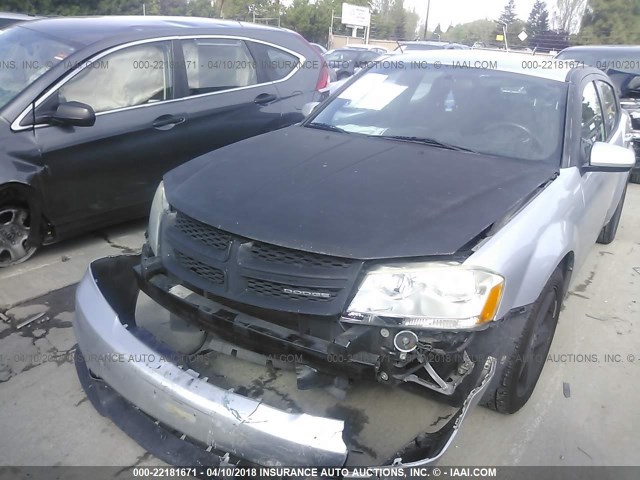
[630,172,640,184]
[597,184,627,245]
[0,204,39,267]
[483,268,563,414]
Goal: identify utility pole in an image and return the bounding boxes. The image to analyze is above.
[423,0,431,40]
[329,8,334,49]
[497,20,509,50]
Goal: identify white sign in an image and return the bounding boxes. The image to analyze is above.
[518,31,528,42]
[341,3,371,27]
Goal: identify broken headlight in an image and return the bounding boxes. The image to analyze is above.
[343,262,504,330]
[148,181,169,255]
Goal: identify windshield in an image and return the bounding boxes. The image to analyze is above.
[0,26,77,110]
[557,49,640,98]
[308,62,568,163]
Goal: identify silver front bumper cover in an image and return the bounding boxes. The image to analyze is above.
[73,256,496,468]
[74,260,348,467]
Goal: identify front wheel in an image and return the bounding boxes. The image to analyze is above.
[0,205,38,267]
[483,268,563,414]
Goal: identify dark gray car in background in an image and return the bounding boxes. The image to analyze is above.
[0,16,329,267]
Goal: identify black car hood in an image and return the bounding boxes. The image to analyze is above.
[164,126,558,260]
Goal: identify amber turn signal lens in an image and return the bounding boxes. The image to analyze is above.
[478,282,504,324]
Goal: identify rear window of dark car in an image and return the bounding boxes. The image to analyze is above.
[325,50,360,62]
[558,49,640,99]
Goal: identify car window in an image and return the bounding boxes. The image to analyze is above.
[596,81,618,136]
[0,26,76,110]
[57,42,173,114]
[360,51,380,62]
[325,50,359,62]
[181,38,257,96]
[581,81,606,159]
[247,41,299,82]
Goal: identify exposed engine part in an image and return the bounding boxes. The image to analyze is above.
[393,330,419,353]
[400,351,475,396]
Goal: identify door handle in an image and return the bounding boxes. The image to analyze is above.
[254,93,278,105]
[152,115,185,129]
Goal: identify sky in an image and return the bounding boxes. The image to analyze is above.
[403,0,548,30]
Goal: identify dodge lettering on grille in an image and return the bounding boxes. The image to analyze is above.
[283,288,332,298]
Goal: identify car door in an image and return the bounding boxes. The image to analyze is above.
[577,79,626,248]
[30,40,188,230]
[170,37,283,161]
[246,40,310,125]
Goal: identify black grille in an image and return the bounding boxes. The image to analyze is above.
[164,210,364,315]
[174,212,231,251]
[250,242,353,269]
[247,278,337,302]
[174,251,225,285]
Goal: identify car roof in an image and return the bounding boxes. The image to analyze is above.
[344,45,386,50]
[401,41,446,45]
[0,11,39,20]
[560,45,640,52]
[400,40,466,47]
[332,47,369,52]
[18,15,286,46]
[396,49,576,82]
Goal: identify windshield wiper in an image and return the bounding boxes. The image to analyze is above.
[379,135,477,153]
[305,122,349,134]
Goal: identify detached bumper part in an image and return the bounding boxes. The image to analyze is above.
[73,255,496,468]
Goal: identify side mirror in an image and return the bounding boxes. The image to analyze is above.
[588,141,635,172]
[302,102,321,117]
[51,101,96,127]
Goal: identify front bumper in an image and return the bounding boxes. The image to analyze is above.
[74,255,496,468]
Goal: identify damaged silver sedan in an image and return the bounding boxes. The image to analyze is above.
[74,50,634,469]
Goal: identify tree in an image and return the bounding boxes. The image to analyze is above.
[281,0,332,44]
[389,0,407,40]
[404,7,419,40]
[499,0,518,25]
[443,19,499,45]
[146,0,161,15]
[187,0,216,17]
[369,0,417,41]
[553,0,587,33]
[527,0,550,48]
[579,0,640,44]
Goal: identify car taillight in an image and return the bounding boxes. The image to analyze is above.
[316,64,330,91]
